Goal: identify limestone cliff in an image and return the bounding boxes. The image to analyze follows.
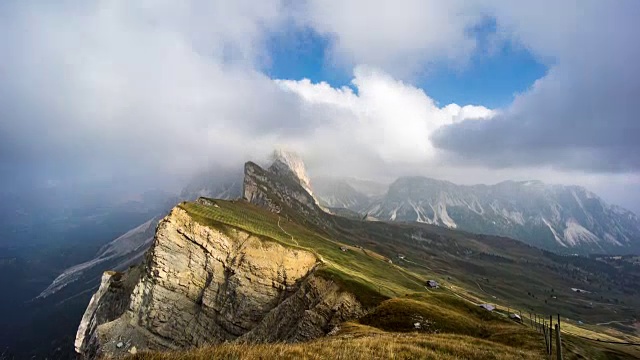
[75,203,363,359]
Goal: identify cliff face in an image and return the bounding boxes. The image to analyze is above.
[270,149,315,199]
[75,202,363,359]
[75,268,142,356]
[243,161,331,232]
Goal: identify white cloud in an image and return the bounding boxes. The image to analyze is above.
[0,0,293,188]
[432,2,640,173]
[1,0,639,213]
[299,0,484,76]
[277,66,494,165]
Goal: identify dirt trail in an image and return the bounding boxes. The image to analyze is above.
[277,217,299,246]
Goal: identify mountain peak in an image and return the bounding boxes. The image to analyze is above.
[269,149,314,197]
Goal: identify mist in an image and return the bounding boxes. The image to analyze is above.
[1,0,640,217]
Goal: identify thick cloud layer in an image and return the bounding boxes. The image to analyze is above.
[298,0,483,75]
[431,2,640,172]
[276,67,493,175]
[1,1,639,212]
[0,0,292,192]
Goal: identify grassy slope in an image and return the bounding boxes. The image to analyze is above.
[131,332,543,360]
[327,216,640,326]
[146,199,640,359]
[180,200,424,306]
[131,290,547,360]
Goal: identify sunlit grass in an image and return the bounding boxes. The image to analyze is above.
[129,332,544,360]
[168,198,640,360]
[179,199,425,306]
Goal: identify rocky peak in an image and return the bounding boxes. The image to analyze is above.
[243,160,330,232]
[269,149,315,198]
[243,151,329,229]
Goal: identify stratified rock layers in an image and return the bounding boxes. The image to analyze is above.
[76,206,363,359]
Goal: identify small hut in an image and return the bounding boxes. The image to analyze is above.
[426,280,439,289]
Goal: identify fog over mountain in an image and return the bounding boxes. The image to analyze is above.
[1,1,639,216]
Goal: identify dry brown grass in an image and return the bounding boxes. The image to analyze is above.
[128,331,544,360]
[128,292,548,360]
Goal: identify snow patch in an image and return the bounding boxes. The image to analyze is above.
[408,200,428,223]
[563,219,601,246]
[570,189,592,225]
[500,209,525,225]
[390,205,401,221]
[542,218,566,247]
[435,201,457,228]
[603,233,623,246]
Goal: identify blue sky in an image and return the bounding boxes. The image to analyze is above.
[265,21,548,109]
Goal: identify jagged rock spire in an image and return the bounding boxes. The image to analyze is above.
[269,149,315,198]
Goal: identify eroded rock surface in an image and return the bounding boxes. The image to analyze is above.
[75,268,142,357]
[76,206,362,359]
[243,161,330,230]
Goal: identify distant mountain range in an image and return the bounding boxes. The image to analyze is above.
[314,177,640,254]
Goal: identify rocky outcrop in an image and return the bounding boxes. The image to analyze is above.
[75,268,142,357]
[241,275,364,343]
[243,161,331,231]
[75,205,363,359]
[270,149,315,199]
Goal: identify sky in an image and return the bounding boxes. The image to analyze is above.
[1,0,639,213]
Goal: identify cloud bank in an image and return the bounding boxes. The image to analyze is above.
[1,0,639,212]
[431,2,640,173]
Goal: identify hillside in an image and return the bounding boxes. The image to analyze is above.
[131,293,548,360]
[76,154,640,359]
[314,176,640,255]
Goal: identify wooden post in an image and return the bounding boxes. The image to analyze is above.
[536,315,542,332]
[555,324,563,360]
[539,316,542,332]
[539,316,542,333]
[549,315,553,355]
[543,325,549,353]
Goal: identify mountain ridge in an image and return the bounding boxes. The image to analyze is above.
[314,175,640,254]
